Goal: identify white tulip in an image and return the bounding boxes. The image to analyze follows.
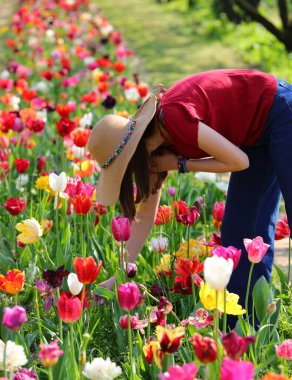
[82,357,122,380]
[49,172,68,209]
[204,256,234,290]
[67,273,83,296]
[124,87,140,102]
[150,236,169,253]
[0,70,10,79]
[80,112,93,128]
[195,172,217,183]
[0,340,27,371]
[15,174,29,192]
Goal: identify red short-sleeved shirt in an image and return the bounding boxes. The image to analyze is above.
[159,69,277,158]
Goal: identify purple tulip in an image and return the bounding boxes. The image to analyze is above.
[167,187,176,197]
[2,305,27,331]
[111,216,131,242]
[13,368,37,380]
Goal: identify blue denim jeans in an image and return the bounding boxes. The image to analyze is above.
[221,78,292,328]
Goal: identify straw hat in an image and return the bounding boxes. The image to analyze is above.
[87,93,159,206]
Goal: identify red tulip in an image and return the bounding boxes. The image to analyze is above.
[37,156,46,171]
[57,291,82,323]
[111,216,131,242]
[172,200,188,217]
[73,256,102,284]
[211,246,242,270]
[275,216,290,240]
[212,201,225,230]
[71,194,92,215]
[176,206,200,226]
[222,331,256,360]
[71,129,91,148]
[56,118,76,137]
[14,158,30,173]
[2,197,26,216]
[190,333,218,363]
[117,282,140,311]
[155,205,173,225]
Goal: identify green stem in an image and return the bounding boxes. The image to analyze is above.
[127,313,134,380]
[223,287,227,334]
[214,290,219,344]
[35,287,44,343]
[187,226,190,259]
[288,237,291,284]
[80,216,84,258]
[69,323,79,379]
[40,238,55,267]
[191,274,197,311]
[56,289,63,343]
[3,332,8,377]
[245,262,255,328]
[47,366,53,380]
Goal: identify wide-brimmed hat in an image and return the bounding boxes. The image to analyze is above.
[87,93,158,206]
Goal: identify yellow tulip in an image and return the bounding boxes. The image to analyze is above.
[15,218,43,244]
[199,282,246,315]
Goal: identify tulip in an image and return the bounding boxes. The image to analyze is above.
[212,201,225,229]
[275,339,292,360]
[38,340,64,367]
[119,314,148,330]
[0,340,27,372]
[155,205,173,225]
[15,218,43,244]
[220,357,254,380]
[176,206,200,226]
[222,331,256,360]
[71,128,91,147]
[0,269,25,295]
[211,245,242,270]
[204,255,233,290]
[167,186,176,197]
[150,236,169,253]
[111,216,131,242]
[42,265,69,288]
[49,172,68,209]
[57,291,82,323]
[56,118,76,137]
[67,273,83,295]
[275,216,290,240]
[260,374,290,380]
[172,200,188,218]
[117,282,140,311]
[243,236,270,263]
[2,197,26,216]
[190,333,218,363]
[143,340,161,366]
[82,357,122,380]
[74,256,102,284]
[156,325,185,353]
[2,306,27,331]
[37,156,46,171]
[199,282,246,315]
[14,158,30,173]
[158,363,198,380]
[13,368,37,380]
[70,194,92,214]
[126,262,137,278]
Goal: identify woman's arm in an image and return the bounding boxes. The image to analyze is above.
[152,121,249,173]
[126,188,162,262]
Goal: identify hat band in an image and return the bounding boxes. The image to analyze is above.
[99,119,137,169]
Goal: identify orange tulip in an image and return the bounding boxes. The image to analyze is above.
[74,256,102,284]
[0,269,25,294]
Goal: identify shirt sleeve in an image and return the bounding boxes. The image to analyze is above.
[162,101,200,156]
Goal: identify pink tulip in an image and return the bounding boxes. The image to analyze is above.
[211,246,242,270]
[117,282,140,311]
[243,236,270,263]
[158,363,198,380]
[2,306,27,331]
[111,216,131,242]
[220,357,254,380]
[275,339,292,360]
[212,201,225,229]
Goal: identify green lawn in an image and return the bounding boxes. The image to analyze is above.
[94,0,247,87]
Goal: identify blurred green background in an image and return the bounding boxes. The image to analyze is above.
[95,0,292,87]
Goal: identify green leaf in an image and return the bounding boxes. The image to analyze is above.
[273,263,289,295]
[95,287,115,301]
[252,276,271,322]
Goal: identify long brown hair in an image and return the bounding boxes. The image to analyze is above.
[119,115,167,220]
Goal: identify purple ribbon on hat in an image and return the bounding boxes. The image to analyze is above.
[99,119,137,169]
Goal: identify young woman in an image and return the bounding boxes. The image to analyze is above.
[87,69,292,325]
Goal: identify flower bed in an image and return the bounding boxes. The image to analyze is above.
[0,1,291,379]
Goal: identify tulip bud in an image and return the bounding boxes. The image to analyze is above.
[67,273,83,295]
[126,263,137,279]
[266,302,277,315]
[167,186,176,197]
[119,315,137,329]
[111,216,131,242]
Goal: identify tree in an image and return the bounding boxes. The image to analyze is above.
[218,0,292,51]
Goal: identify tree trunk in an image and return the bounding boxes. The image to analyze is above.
[220,0,242,23]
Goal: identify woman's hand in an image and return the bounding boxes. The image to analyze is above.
[151,150,178,172]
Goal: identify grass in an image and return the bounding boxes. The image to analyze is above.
[93,0,247,87]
